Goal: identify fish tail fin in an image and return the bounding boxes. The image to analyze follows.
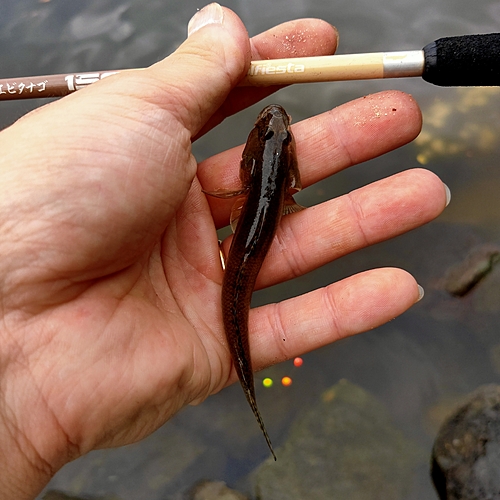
[244,387,277,461]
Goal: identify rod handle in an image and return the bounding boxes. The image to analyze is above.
[423,33,500,86]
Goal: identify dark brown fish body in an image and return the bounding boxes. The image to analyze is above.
[219,105,303,459]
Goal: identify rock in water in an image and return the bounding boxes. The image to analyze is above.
[254,379,423,500]
[187,480,248,500]
[432,384,500,499]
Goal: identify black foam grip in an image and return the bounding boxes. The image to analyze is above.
[423,33,500,86]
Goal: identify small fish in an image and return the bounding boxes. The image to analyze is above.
[205,104,304,459]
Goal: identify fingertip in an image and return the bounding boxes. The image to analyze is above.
[372,90,423,142]
[139,4,251,135]
[374,268,423,318]
[312,268,420,341]
[251,18,339,59]
[361,90,423,143]
[182,4,251,76]
[403,168,450,219]
[353,268,420,321]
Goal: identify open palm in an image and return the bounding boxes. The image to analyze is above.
[0,7,447,499]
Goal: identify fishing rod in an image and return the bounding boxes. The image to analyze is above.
[0,33,499,101]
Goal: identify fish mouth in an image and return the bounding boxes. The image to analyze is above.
[257,104,291,127]
[257,104,291,140]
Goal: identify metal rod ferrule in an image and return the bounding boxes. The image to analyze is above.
[382,50,425,78]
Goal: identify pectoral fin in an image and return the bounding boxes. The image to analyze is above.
[283,193,305,215]
[287,140,303,193]
[230,195,247,232]
[203,188,247,199]
[203,188,249,233]
[203,188,249,232]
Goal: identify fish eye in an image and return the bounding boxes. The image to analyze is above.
[264,129,274,140]
[283,131,292,144]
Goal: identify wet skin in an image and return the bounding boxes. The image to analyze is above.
[206,104,303,459]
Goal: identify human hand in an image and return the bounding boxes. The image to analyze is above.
[0,3,447,498]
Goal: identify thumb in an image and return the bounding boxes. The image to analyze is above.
[0,3,251,288]
[115,3,251,138]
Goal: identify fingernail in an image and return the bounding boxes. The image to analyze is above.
[416,284,425,302]
[187,3,224,37]
[443,183,451,207]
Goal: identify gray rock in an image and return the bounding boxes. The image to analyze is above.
[432,384,500,499]
[43,490,120,500]
[254,379,423,500]
[443,244,500,297]
[187,480,248,500]
[43,493,87,500]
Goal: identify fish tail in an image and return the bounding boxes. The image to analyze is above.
[244,387,277,461]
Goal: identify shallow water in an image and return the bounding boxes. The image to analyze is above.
[1,1,500,498]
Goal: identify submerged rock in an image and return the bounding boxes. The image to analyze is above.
[43,493,86,500]
[443,244,500,297]
[43,491,120,500]
[431,384,500,499]
[254,379,423,500]
[187,480,248,500]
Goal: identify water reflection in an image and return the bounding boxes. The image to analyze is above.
[0,0,499,499]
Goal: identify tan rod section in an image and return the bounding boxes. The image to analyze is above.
[0,51,425,101]
[241,51,425,86]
